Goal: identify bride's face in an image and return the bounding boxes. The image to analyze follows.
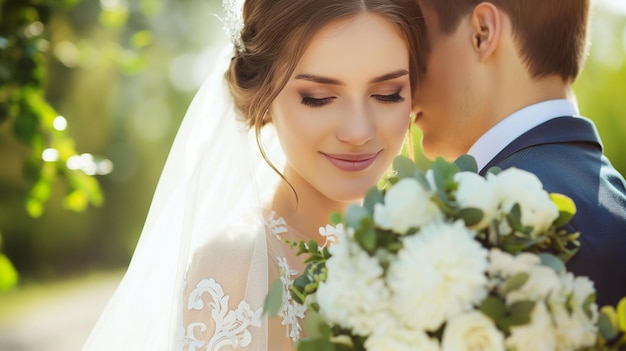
[270,12,411,203]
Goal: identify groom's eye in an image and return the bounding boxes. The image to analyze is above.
[301,96,336,108]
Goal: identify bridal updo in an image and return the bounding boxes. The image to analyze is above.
[225,0,424,136]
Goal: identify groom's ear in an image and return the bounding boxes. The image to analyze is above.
[469,3,502,62]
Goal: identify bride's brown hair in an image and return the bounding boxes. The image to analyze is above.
[225,0,424,183]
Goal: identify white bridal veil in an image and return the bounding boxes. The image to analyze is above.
[82,41,285,349]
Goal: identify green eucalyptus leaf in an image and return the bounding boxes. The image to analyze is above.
[332,341,355,351]
[459,207,484,227]
[486,166,502,176]
[363,187,384,214]
[297,338,335,351]
[480,295,507,321]
[345,204,369,230]
[501,272,529,295]
[598,308,620,341]
[328,212,343,226]
[355,225,377,253]
[263,279,283,317]
[507,300,536,326]
[392,155,417,178]
[454,154,478,173]
[413,171,432,191]
[303,308,333,339]
[431,157,458,191]
[538,253,566,273]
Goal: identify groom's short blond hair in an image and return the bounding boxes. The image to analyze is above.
[419,0,590,83]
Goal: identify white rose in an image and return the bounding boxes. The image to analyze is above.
[488,168,558,237]
[505,301,556,351]
[373,178,442,234]
[454,171,497,230]
[387,220,488,331]
[316,238,391,336]
[441,311,505,351]
[365,324,440,351]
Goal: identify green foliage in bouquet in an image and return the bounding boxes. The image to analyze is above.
[267,155,626,351]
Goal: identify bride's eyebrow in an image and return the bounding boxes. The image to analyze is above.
[370,69,409,84]
[293,69,409,86]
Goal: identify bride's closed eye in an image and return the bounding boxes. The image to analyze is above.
[300,91,405,108]
[372,90,405,103]
[301,96,336,108]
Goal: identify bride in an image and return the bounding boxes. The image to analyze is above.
[83,0,424,349]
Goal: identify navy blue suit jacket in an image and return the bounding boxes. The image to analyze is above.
[481,116,626,307]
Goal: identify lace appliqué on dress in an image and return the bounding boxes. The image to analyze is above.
[266,211,306,342]
[266,211,288,240]
[183,278,263,351]
[276,257,307,342]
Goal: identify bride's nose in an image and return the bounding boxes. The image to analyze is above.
[336,104,375,146]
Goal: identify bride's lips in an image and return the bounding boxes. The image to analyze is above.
[321,150,382,172]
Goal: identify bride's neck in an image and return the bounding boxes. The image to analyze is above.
[271,169,351,243]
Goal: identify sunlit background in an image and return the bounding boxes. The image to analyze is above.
[0,0,625,350]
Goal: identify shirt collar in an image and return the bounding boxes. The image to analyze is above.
[467,99,580,171]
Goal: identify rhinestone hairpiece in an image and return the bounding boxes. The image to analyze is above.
[221,0,245,53]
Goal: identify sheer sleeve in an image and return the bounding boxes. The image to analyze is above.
[180,217,269,351]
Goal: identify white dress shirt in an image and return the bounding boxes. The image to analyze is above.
[467,99,580,171]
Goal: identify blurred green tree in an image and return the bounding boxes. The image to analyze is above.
[0,0,157,288]
[1,0,101,289]
[1,0,105,220]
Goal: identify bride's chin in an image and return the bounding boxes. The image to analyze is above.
[325,186,374,205]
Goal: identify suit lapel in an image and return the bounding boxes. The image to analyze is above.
[481,116,603,174]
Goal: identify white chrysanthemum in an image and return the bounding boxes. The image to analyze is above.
[387,220,489,331]
[373,178,442,234]
[488,249,540,276]
[316,238,391,336]
[506,301,556,351]
[550,274,598,350]
[510,265,561,303]
[441,311,505,351]
[454,172,498,230]
[488,249,561,303]
[365,324,440,351]
[488,168,558,237]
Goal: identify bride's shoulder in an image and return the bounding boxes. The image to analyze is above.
[186,207,284,266]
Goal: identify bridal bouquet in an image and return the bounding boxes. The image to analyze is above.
[273,155,626,351]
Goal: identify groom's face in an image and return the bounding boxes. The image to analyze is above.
[413,3,483,161]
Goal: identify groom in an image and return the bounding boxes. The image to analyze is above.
[412,0,626,307]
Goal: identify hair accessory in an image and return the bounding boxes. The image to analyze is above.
[221,0,246,53]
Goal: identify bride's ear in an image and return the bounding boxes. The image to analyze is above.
[470,3,502,62]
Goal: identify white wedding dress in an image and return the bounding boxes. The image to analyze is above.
[82,45,315,350]
[180,210,309,351]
